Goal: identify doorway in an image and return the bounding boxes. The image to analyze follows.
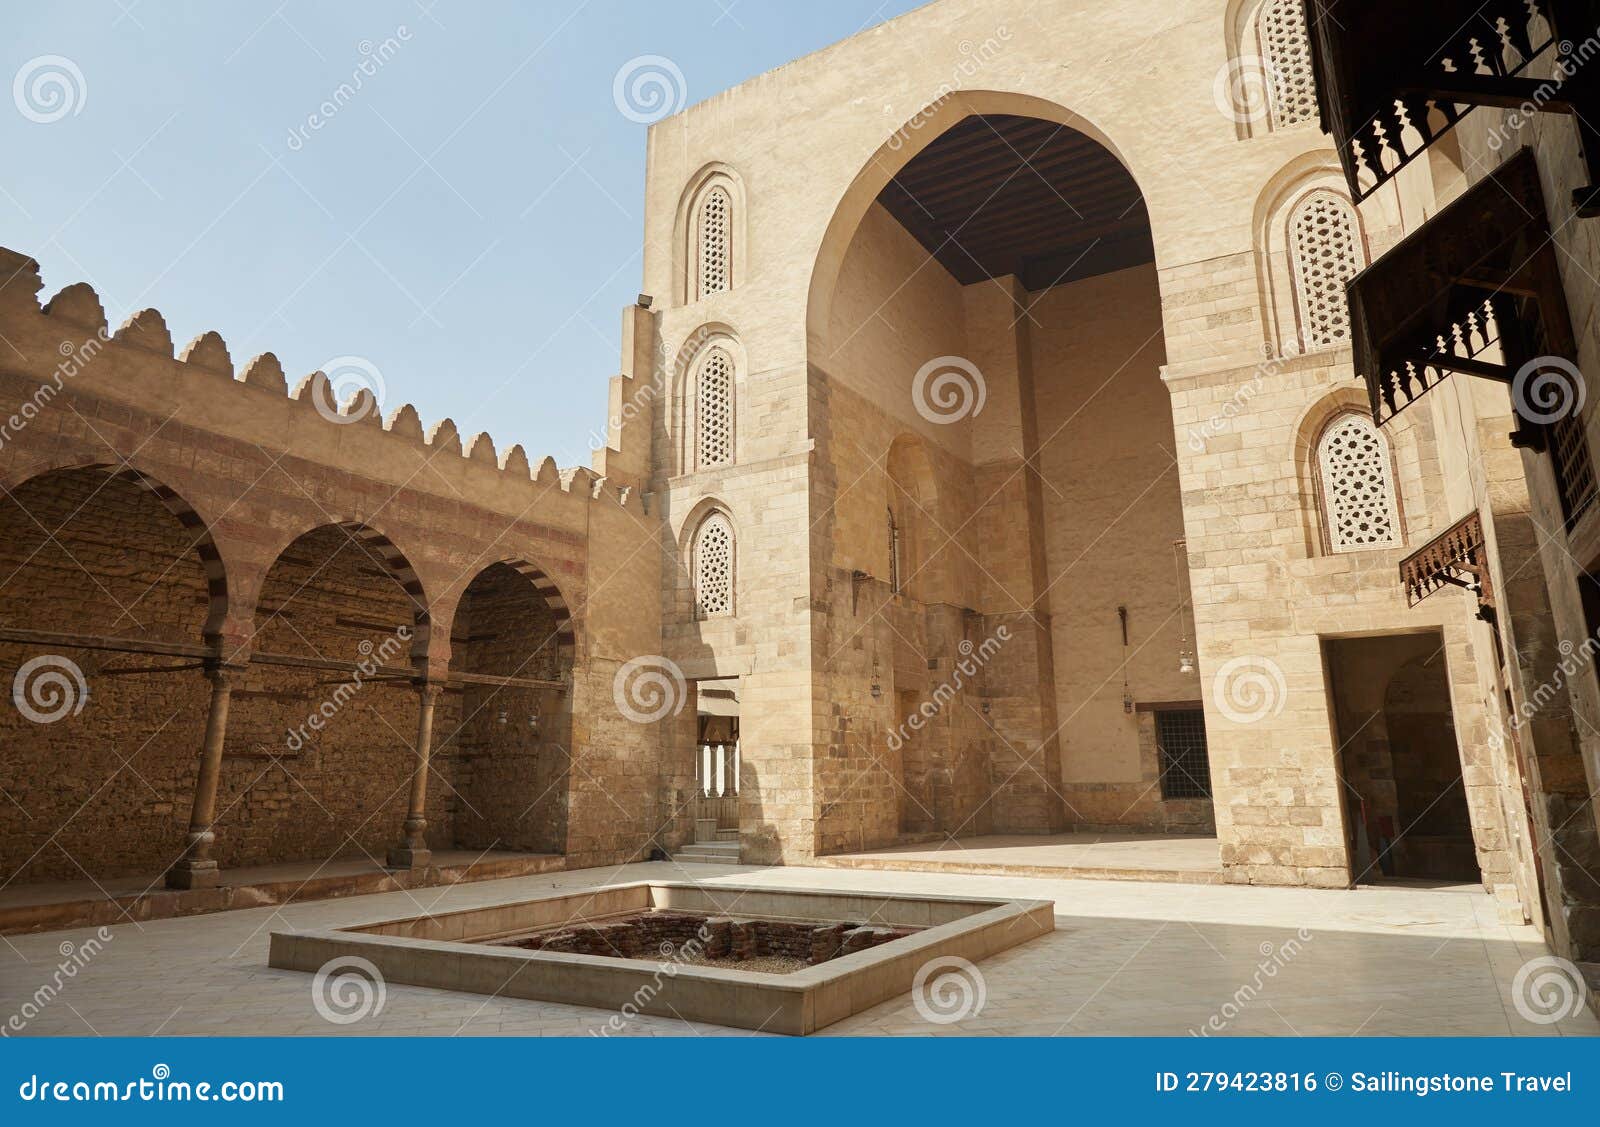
[1325,632,1481,885]
[692,678,740,845]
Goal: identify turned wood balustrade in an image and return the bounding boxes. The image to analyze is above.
[1399,511,1495,622]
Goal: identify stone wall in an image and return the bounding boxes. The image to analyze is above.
[0,247,665,886]
[0,471,212,881]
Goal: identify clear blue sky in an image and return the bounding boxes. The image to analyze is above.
[3,1,925,467]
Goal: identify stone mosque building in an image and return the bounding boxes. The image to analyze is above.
[1,0,1597,971]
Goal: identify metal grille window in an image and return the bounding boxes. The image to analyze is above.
[1289,191,1363,350]
[699,186,731,297]
[1552,413,1599,530]
[693,512,735,618]
[696,347,734,469]
[1317,413,1402,552]
[1156,709,1212,800]
[1260,0,1318,129]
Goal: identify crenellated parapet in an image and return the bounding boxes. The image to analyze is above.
[0,246,650,518]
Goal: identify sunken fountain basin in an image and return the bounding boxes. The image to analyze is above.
[267,881,1053,1035]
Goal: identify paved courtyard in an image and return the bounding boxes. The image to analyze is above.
[2,863,1596,1037]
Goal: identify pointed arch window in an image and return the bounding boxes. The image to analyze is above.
[1317,413,1402,553]
[693,512,735,618]
[695,346,735,469]
[1289,191,1363,350]
[1260,0,1317,129]
[698,185,732,298]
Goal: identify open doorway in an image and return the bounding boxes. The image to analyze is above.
[1325,632,1481,886]
[692,678,740,847]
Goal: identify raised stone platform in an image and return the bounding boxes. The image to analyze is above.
[815,832,1225,885]
[0,850,564,936]
[269,880,1054,1035]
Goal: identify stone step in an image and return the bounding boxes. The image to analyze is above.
[672,852,738,865]
[672,841,742,865]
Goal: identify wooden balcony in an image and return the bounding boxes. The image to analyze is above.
[1399,511,1494,621]
[1304,0,1600,213]
[1350,150,1569,427]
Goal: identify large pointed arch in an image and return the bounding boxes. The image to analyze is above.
[0,459,230,641]
[806,89,1151,355]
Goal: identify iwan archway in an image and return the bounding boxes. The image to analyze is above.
[805,92,1211,864]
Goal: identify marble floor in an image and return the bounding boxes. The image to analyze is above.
[2,860,1595,1037]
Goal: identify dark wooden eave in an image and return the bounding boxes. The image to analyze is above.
[1399,511,1495,622]
[877,114,1154,290]
[1349,148,1575,438]
[1304,0,1600,213]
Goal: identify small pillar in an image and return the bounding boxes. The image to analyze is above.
[167,665,243,890]
[388,682,441,870]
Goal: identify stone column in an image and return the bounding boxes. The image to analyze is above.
[388,682,441,870]
[167,665,243,890]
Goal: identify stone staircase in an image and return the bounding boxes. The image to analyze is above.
[672,818,741,865]
[671,840,741,865]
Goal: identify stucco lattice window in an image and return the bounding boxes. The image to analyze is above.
[1290,192,1362,350]
[694,512,735,618]
[699,186,732,297]
[696,347,734,468]
[1318,414,1402,553]
[1262,0,1318,129]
